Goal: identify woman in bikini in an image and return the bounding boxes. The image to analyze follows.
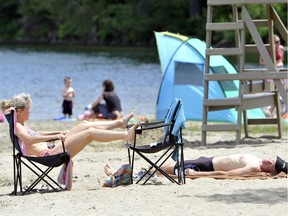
[259,34,285,68]
[1,93,138,158]
[259,34,287,117]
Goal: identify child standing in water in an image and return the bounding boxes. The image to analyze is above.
[62,76,75,118]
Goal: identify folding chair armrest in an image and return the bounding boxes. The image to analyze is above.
[127,120,165,129]
[136,122,172,131]
[139,121,165,127]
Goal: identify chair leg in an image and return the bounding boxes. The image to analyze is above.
[176,144,185,185]
[12,155,23,195]
[181,144,185,184]
[21,159,63,195]
[135,147,180,185]
[171,145,185,185]
[19,157,23,193]
[23,166,56,195]
[176,149,182,184]
[13,156,17,195]
[127,148,134,184]
[243,110,249,138]
[274,93,282,138]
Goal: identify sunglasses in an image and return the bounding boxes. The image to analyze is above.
[275,40,280,44]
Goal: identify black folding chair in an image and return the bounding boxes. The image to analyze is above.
[5,108,70,195]
[126,98,186,185]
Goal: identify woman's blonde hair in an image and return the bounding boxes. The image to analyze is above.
[0,93,32,112]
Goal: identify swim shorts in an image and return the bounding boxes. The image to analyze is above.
[174,156,214,175]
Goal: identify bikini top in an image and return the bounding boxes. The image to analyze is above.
[275,47,283,61]
[18,126,39,156]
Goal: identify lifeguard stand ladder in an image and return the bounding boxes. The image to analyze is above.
[202,0,288,145]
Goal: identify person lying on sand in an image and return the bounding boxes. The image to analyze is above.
[1,93,138,158]
[161,154,288,177]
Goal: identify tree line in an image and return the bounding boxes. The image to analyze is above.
[0,0,286,46]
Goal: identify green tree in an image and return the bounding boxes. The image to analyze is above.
[0,0,20,39]
[0,1,286,46]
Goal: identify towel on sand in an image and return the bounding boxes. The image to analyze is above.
[103,164,132,187]
[57,160,73,190]
[168,172,287,180]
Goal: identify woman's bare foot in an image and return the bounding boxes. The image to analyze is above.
[127,122,139,143]
[120,108,135,129]
[104,164,114,177]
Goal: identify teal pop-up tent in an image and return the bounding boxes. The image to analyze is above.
[155,31,265,122]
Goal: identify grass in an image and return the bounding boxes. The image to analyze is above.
[184,120,288,136]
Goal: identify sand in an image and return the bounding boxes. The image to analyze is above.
[0,120,287,216]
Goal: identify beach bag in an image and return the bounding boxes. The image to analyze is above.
[103,164,132,187]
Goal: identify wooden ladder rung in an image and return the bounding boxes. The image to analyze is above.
[205,71,286,81]
[204,98,240,107]
[247,118,279,125]
[245,44,270,52]
[253,19,268,27]
[243,81,275,94]
[202,124,240,131]
[206,22,243,30]
[206,48,243,56]
[204,98,240,111]
[205,74,240,81]
[242,93,275,110]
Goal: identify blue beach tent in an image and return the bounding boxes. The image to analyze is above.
[155,31,265,122]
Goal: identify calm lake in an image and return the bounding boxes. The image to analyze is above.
[0,45,162,120]
[1,44,285,121]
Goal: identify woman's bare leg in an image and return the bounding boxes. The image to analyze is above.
[53,123,138,158]
[66,109,135,137]
[160,161,176,175]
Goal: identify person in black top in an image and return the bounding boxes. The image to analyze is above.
[81,80,122,120]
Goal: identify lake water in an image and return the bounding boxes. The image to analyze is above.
[0,45,162,120]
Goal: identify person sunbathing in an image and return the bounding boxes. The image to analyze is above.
[1,93,138,158]
[103,154,287,182]
[161,154,287,177]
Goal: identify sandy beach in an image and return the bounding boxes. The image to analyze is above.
[0,120,287,216]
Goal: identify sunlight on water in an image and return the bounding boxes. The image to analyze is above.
[0,46,162,120]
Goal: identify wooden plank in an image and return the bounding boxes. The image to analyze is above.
[242,93,275,110]
[205,71,288,81]
[202,124,240,131]
[204,98,240,107]
[243,81,275,94]
[205,74,240,81]
[239,71,287,80]
[206,22,243,30]
[245,44,270,53]
[247,118,278,125]
[270,6,288,44]
[253,19,268,27]
[206,48,242,56]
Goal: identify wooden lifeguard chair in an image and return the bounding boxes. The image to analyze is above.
[202,0,288,145]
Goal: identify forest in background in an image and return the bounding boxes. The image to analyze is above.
[0,0,286,46]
